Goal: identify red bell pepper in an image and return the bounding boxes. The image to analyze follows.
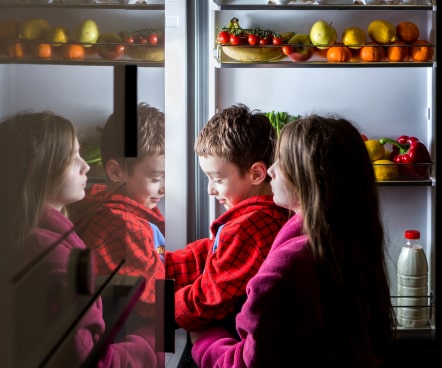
[379,135,432,179]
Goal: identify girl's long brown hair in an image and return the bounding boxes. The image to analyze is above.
[0,112,76,259]
[276,115,395,365]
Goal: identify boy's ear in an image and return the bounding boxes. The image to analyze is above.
[249,162,268,185]
[105,159,125,183]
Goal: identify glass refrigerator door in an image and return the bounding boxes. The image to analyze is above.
[0,2,184,366]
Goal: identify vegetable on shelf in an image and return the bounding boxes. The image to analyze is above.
[379,135,432,179]
[265,111,300,136]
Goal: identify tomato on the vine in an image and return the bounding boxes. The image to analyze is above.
[149,33,158,45]
[230,34,241,46]
[272,36,283,45]
[138,37,148,45]
[125,35,135,44]
[259,36,270,45]
[282,45,293,56]
[217,30,230,45]
[247,34,259,46]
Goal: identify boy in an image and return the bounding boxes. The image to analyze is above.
[166,104,289,335]
[70,102,166,320]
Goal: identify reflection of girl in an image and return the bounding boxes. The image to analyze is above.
[191,115,395,367]
[0,112,160,367]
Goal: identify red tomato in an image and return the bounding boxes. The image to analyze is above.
[230,34,241,45]
[248,34,259,46]
[125,35,135,44]
[138,37,148,45]
[273,36,283,45]
[282,45,293,55]
[217,30,230,45]
[149,33,158,45]
[259,37,270,45]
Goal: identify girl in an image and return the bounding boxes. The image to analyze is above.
[190,114,395,367]
[0,111,160,367]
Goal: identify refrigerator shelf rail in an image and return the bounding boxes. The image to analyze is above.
[391,292,436,340]
[213,0,433,11]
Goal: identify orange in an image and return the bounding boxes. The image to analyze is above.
[396,21,420,44]
[411,39,433,61]
[0,19,20,40]
[327,45,352,62]
[62,44,85,60]
[34,43,52,59]
[359,42,385,62]
[315,47,328,58]
[7,42,25,58]
[387,41,409,62]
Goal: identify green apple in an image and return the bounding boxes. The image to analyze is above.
[309,20,337,50]
[75,19,99,47]
[287,33,313,62]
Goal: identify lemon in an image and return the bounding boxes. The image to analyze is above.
[48,26,69,46]
[372,159,398,181]
[342,27,366,49]
[365,139,385,162]
[367,20,397,45]
[19,18,50,41]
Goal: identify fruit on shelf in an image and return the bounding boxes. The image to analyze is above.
[7,42,25,58]
[396,21,420,44]
[97,32,125,60]
[287,33,313,62]
[309,20,337,50]
[18,18,50,41]
[387,41,409,62]
[342,26,366,49]
[74,19,99,47]
[326,45,352,62]
[126,45,165,62]
[359,42,385,62]
[61,44,85,60]
[48,26,69,46]
[221,45,283,62]
[411,39,433,61]
[367,20,397,45]
[33,43,52,59]
[0,19,20,40]
[372,159,399,181]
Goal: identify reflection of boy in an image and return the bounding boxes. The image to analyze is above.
[166,104,290,334]
[70,103,166,319]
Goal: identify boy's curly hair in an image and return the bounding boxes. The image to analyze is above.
[194,104,276,180]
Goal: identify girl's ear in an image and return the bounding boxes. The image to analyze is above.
[105,159,125,183]
[249,161,268,185]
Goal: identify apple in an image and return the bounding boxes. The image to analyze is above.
[97,32,125,60]
[287,33,314,62]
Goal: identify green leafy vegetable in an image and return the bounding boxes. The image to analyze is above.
[265,111,300,136]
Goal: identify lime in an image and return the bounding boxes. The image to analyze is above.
[342,26,366,49]
[367,20,397,45]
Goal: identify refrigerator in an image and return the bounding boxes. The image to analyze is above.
[0,0,440,366]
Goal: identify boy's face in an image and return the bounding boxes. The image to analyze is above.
[124,154,165,210]
[199,155,256,210]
